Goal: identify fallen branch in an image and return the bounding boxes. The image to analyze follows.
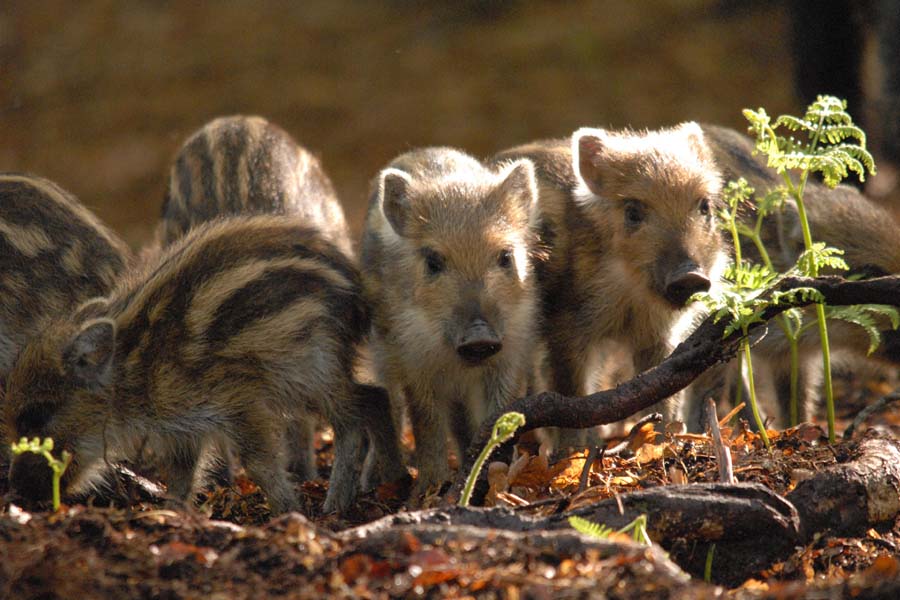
[447,275,900,501]
[843,391,900,440]
[786,436,900,539]
[339,523,693,594]
[344,482,800,587]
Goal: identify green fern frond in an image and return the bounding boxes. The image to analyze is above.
[756,188,787,218]
[569,515,614,539]
[771,287,825,306]
[724,178,754,210]
[774,114,814,133]
[818,124,866,145]
[782,307,804,330]
[826,304,900,355]
[795,243,848,276]
[748,96,875,188]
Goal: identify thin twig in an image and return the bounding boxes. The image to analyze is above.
[577,445,600,493]
[511,496,569,512]
[843,391,900,440]
[603,413,664,457]
[718,402,746,428]
[706,399,734,484]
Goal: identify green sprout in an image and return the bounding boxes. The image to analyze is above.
[727,179,806,423]
[10,436,72,512]
[692,178,816,449]
[568,514,652,546]
[705,544,716,583]
[744,96,877,442]
[459,411,525,507]
[713,175,897,430]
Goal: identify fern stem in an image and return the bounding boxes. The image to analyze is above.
[742,335,771,450]
[459,412,524,507]
[815,302,837,443]
[52,471,62,512]
[705,544,716,583]
[781,142,837,443]
[748,228,802,416]
[459,438,495,507]
[728,211,742,267]
[795,111,827,202]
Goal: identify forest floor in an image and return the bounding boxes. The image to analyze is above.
[3,368,900,599]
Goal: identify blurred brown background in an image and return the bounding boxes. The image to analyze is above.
[1,1,894,250]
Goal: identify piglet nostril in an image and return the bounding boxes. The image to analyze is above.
[664,271,710,306]
[456,319,503,365]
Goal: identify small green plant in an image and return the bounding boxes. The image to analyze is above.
[459,411,525,507]
[744,95,876,443]
[725,179,805,423]
[694,178,823,449]
[705,544,716,583]
[568,514,652,546]
[10,436,72,512]
[705,177,898,431]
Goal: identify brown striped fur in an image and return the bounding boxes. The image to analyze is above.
[158,115,353,257]
[0,174,132,379]
[3,216,401,514]
[361,148,541,494]
[494,124,727,432]
[155,115,367,485]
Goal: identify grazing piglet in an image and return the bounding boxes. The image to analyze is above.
[494,124,727,424]
[0,173,131,378]
[3,216,400,514]
[156,114,363,481]
[158,115,353,257]
[361,148,541,495]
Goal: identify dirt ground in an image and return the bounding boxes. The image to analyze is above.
[3,368,900,598]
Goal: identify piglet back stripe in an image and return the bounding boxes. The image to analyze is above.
[205,265,360,349]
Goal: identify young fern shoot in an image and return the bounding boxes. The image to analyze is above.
[10,437,72,512]
[744,95,876,442]
[730,180,806,424]
[459,412,525,507]
[568,514,652,546]
[693,179,782,449]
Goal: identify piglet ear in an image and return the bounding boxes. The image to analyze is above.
[572,127,608,197]
[72,296,110,321]
[676,121,711,160]
[494,159,539,224]
[378,168,413,237]
[63,318,116,391]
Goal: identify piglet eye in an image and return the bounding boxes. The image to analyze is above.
[699,198,711,216]
[498,249,513,270]
[422,248,445,276]
[623,199,645,228]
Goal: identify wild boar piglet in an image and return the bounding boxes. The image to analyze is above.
[4,215,399,514]
[361,148,542,494]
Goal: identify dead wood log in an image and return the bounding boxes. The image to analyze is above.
[340,524,695,595]
[786,436,900,539]
[343,482,800,587]
[551,483,801,586]
[350,436,900,585]
[447,275,900,502]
